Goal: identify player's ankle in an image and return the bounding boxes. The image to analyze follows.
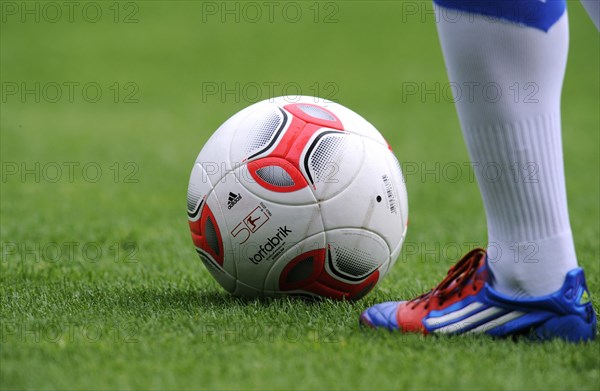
[486,232,578,298]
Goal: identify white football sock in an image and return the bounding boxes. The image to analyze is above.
[434,5,577,297]
[580,0,600,30]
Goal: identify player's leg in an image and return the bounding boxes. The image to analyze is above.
[435,0,574,298]
[580,0,600,30]
[359,0,596,341]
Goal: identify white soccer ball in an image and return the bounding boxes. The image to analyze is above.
[187,96,408,300]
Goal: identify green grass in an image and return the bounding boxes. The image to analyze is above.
[1,1,599,390]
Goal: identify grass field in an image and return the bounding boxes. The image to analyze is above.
[1,1,599,390]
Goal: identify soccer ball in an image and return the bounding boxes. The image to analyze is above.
[187,96,408,300]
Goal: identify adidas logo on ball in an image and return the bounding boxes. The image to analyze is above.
[227,192,242,209]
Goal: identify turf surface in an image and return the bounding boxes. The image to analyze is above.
[1,1,599,390]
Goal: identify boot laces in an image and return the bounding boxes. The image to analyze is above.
[409,248,486,310]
